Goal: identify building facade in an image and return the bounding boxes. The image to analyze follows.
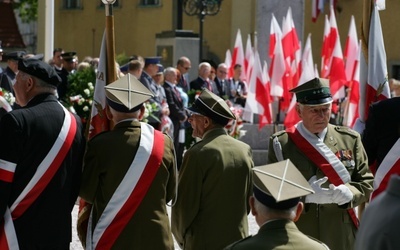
[43,0,400,79]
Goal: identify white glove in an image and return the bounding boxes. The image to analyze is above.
[305,176,334,204]
[329,184,353,205]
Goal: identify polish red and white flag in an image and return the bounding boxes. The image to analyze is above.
[284,34,316,128]
[230,29,245,80]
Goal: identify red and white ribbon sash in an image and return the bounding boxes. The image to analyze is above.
[87,123,164,250]
[287,123,351,184]
[371,138,400,199]
[0,105,77,250]
[286,122,358,227]
[0,160,16,183]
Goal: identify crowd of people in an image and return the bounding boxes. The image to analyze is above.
[0,42,400,250]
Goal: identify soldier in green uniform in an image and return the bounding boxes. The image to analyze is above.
[79,74,176,249]
[171,89,254,250]
[225,160,330,250]
[267,78,373,250]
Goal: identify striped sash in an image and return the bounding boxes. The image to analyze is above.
[86,123,165,250]
[0,106,77,249]
[286,123,358,227]
[371,138,400,200]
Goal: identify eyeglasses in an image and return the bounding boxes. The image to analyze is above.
[184,67,191,70]
[219,71,227,74]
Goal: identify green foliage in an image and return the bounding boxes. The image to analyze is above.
[13,0,38,23]
[116,52,130,67]
[65,67,97,123]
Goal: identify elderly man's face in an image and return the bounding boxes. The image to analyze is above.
[296,103,331,134]
[188,113,207,138]
[217,66,228,80]
[14,72,32,107]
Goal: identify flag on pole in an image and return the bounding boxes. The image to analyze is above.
[259,60,273,128]
[328,30,346,100]
[269,31,286,98]
[230,29,245,80]
[269,16,291,112]
[244,49,273,129]
[282,7,300,62]
[282,7,301,90]
[321,15,331,78]
[284,34,316,128]
[343,16,360,128]
[344,16,358,83]
[344,40,361,128]
[244,34,254,84]
[312,0,321,22]
[77,30,111,246]
[269,14,282,59]
[358,3,390,126]
[88,31,110,139]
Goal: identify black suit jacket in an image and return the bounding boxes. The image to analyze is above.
[177,75,189,93]
[363,97,400,171]
[190,77,208,91]
[163,82,185,142]
[214,77,229,98]
[0,93,85,249]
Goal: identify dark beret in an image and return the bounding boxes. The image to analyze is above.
[4,51,26,61]
[61,51,77,62]
[18,58,61,86]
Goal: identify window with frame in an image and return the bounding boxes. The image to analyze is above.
[140,0,160,6]
[63,0,82,9]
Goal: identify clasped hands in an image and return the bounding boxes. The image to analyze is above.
[305,176,353,205]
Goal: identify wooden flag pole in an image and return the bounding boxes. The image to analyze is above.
[105,1,117,85]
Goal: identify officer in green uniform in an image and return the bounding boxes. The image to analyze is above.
[171,89,254,250]
[267,78,373,250]
[225,159,330,250]
[80,74,176,249]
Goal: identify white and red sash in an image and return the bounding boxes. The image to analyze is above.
[0,106,77,250]
[286,122,358,228]
[371,138,400,200]
[86,123,165,250]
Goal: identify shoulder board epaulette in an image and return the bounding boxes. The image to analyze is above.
[271,130,287,138]
[334,126,359,138]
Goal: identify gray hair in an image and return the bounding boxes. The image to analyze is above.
[253,195,297,220]
[164,67,177,77]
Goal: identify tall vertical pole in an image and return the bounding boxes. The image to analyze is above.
[361,0,373,64]
[199,14,204,62]
[105,3,117,85]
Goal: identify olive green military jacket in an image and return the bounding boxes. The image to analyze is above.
[80,120,176,249]
[172,127,254,250]
[224,219,330,250]
[268,123,373,250]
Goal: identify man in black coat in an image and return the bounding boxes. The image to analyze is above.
[214,63,230,99]
[190,62,213,92]
[0,58,85,249]
[163,67,187,169]
[362,96,400,198]
[0,51,26,94]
